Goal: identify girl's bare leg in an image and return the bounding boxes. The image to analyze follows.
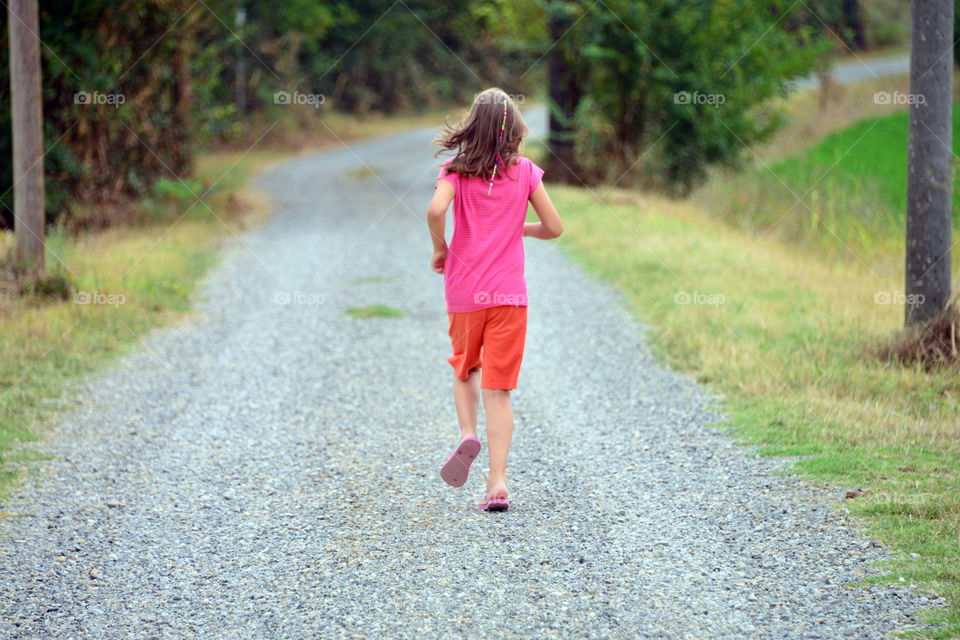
[482,388,513,494]
[453,369,481,440]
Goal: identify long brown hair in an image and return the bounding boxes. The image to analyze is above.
[433,88,529,180]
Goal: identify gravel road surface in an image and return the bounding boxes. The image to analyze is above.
[0,116,945,639]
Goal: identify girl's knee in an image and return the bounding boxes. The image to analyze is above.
[482,388,511,402]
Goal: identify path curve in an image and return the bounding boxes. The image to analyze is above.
[0,119,946,639]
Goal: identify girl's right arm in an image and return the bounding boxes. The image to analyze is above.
[524,182,564,239]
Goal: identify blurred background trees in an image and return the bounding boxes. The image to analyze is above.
[546,0,826,192]
[0,0,912,229]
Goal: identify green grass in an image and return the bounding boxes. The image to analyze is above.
[772,106,960,221]
[343,165,382,179]
[349,276,400,285]
[697,104,960,262]
[345,304,406,319]
[551,185,960,638]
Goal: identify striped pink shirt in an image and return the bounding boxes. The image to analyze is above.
[435,156,544,313]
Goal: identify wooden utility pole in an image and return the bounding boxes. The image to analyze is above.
[905,0,953,325]
[8,0,45,275]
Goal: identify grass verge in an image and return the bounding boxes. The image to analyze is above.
[697,103,960,263]
[551,185,960,638]
[345,304,406,319]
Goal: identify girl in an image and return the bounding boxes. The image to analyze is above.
[426,87,564,512]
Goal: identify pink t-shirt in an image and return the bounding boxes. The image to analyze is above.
[435,156,544,312]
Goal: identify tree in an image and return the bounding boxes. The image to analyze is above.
[550,0,825,191]
[954,0,960,64]
[1,0,223,231]
[544,1,586,184]
[904,0,953,326]
[7,0,45,274]
[841,0,866,50]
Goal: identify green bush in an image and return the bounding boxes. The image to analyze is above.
[154,178,204,202]
[561,0,826,192]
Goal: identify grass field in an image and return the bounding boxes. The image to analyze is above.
[756,107,960,249]
[695,81,956,265]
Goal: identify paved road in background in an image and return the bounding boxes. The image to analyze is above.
[792,53,909,90]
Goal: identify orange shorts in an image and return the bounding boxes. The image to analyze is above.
[447,305,528,390]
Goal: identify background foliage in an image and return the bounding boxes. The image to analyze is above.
[552,0,826,192]
[0,0,901,228]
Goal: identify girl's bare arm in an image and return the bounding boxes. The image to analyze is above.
[427,180,455,273]
[524,183,563,239]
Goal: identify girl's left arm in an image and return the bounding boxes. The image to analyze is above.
[427,180,455,273]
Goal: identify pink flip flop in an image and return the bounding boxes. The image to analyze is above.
[439,436,482,487]
[478,490,509,512]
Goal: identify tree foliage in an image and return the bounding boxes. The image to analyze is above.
[0,0,830,228]
[0,1,538,230]
[1,0,213,228]
[555,0,826,192]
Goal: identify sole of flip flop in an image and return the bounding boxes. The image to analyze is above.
[479,497,509,512]
[440,437,482,487]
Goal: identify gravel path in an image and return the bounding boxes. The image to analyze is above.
[0,119,947,639]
